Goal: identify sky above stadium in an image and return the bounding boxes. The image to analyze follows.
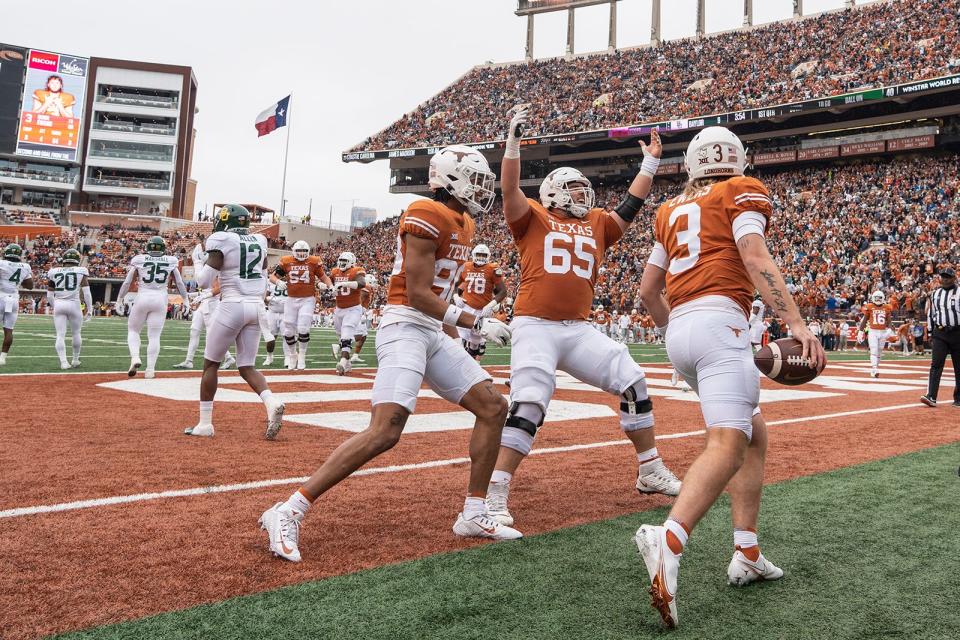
[5,0,879,225]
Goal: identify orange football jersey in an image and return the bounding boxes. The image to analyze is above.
[594,311,609,325]
[277,255,325,298]
[654,176,773,316]
[457,261,504,309]
[862,303,894,330]
[360,286,372,309]
[510,199,623,321]
[387,199,475,309]
[330,266,366,308]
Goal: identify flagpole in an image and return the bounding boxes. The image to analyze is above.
[280,94,292,219]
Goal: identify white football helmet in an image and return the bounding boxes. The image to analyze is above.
[871,290,886,305]
[596,305,604,312]
[540,167,595,219]
[472,244,491,266]
[428,145,496,216]
[684,126,747,181]
[292,240,310,261]
[337,251,356,270]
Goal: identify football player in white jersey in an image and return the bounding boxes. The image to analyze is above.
[263,278,290,366]
[46,249,91,369]
[0,243,35,366]
[115,236,189,378]
[173,240,236,370]
[185,205,284,439]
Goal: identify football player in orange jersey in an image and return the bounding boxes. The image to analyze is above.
[273,241,333,370]
[484,106,680,530]
[454,244,508,359]
[328,251,367,375]
[259,146,520,562]
[636,127,826,627]
[858,290,895,377]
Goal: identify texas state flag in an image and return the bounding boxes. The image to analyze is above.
[254,95,290,137]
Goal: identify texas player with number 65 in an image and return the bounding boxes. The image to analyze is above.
[635,126,826,627]
[259,145,520,563]
[484,106,681,531]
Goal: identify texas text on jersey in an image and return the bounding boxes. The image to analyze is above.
[510,198,623,321]
[275,255,325,298]
[862,302,894,330]
[457,261,504,310]
[384,198,475,329]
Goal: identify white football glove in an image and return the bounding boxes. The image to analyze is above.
[480,300,499,318]
[340,281,360,290]
[316,282,329,291]
[114,302,125,316]
[504,105,529,159]
[474,317,511,347]
[84,313,93,323]
[453,293,465,308]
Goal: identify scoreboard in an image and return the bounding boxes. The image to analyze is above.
[0,44,27,155]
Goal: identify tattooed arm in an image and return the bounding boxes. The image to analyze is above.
[736,233,825,369]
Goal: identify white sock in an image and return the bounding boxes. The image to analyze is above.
[199,400,213,425]
[285,489,313,515]
[637,447,659,464]
[463,496,487,519]
[734,528,758,549]
[490,470,512,484]
[259,389,274,407]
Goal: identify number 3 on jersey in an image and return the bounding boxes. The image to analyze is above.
[668,203,702,275]
[544,232,596,279]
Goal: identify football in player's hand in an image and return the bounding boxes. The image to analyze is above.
[754,338,824,386]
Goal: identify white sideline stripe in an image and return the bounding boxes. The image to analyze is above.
[0,402,926,520]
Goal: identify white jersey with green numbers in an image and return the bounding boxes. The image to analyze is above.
[47,266,88,301]
[205,231,267,301]
[129,254,181,293]
[0,259,33,295]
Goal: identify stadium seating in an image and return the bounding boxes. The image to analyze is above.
[350,0,960,152]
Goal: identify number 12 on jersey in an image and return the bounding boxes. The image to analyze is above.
[239,241,263,280]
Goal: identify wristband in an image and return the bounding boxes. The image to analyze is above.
[443,304,463,327]
[614,193,646,223]
[504,135,521,159]
[640,155,660,178]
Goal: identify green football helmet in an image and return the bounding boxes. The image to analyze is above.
[3,243,23,262]
[62,249,81,265]
[213,204,251,233]
[146,235,166,257]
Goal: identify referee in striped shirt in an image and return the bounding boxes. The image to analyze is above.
[921,267,960,407]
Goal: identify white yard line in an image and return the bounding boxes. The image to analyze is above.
[0,401,927,520]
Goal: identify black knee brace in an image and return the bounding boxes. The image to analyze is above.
[462,339,483,358]
[504,402,543,437]
[621,386,653,415]
[284,335,297,345]
[298,333,310,343]
[340,338,353,351]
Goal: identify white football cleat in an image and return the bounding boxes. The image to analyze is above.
[144,369,156,379]
[871,370,880,378]
[173,360,194,369]
[336,357,352,376]
[330,343,339,358]
[727,548,784,586]
[185,423,214,437]
[296,353,307,370]
[128,358,142,377]
[485,482,514,526]
[0,352,6,366]
[60,361,72,370]
[670,369,679,386]
[263,354,274,366]
[71,358,81,368]
[349,353,363,364]
[636,458,682,496]
[259,502,303,562]
[635,524,680,628]
[284,355,294,370]
[452,512,523,540]
[222,354,236,370]
[264,399,285,440]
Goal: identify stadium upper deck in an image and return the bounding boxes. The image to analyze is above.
[345,0,959,158]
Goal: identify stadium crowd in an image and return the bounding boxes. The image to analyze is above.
[350,0,960,152]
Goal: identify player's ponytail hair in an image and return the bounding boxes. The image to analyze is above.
[683,176,725,197]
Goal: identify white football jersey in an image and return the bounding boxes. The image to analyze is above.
[205,231,268,301]
[191,243,207,269]
[267,280,288,313]
[47,266,89,301]
[0,259,33,295]
[129,254,181,293]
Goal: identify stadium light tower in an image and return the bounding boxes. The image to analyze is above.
[696,0,705,37]
[744,0,753,26]
[651,0,662,46]
[516,0,622,60]
[793,0,803,17]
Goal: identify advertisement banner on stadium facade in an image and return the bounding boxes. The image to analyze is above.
[753,150,797,166]
[15,49,88,162]
[656,163,680,175]
[0,43,28,155]
[840,140,885,157]
[797,146,840,161]
[886,134,935,152]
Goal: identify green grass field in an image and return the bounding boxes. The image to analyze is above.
[54,444,960,640]
[1,315,919,375]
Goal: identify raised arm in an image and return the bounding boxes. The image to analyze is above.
[736,234,825,369]
[501,106,531,224]
[610,130,662,234]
